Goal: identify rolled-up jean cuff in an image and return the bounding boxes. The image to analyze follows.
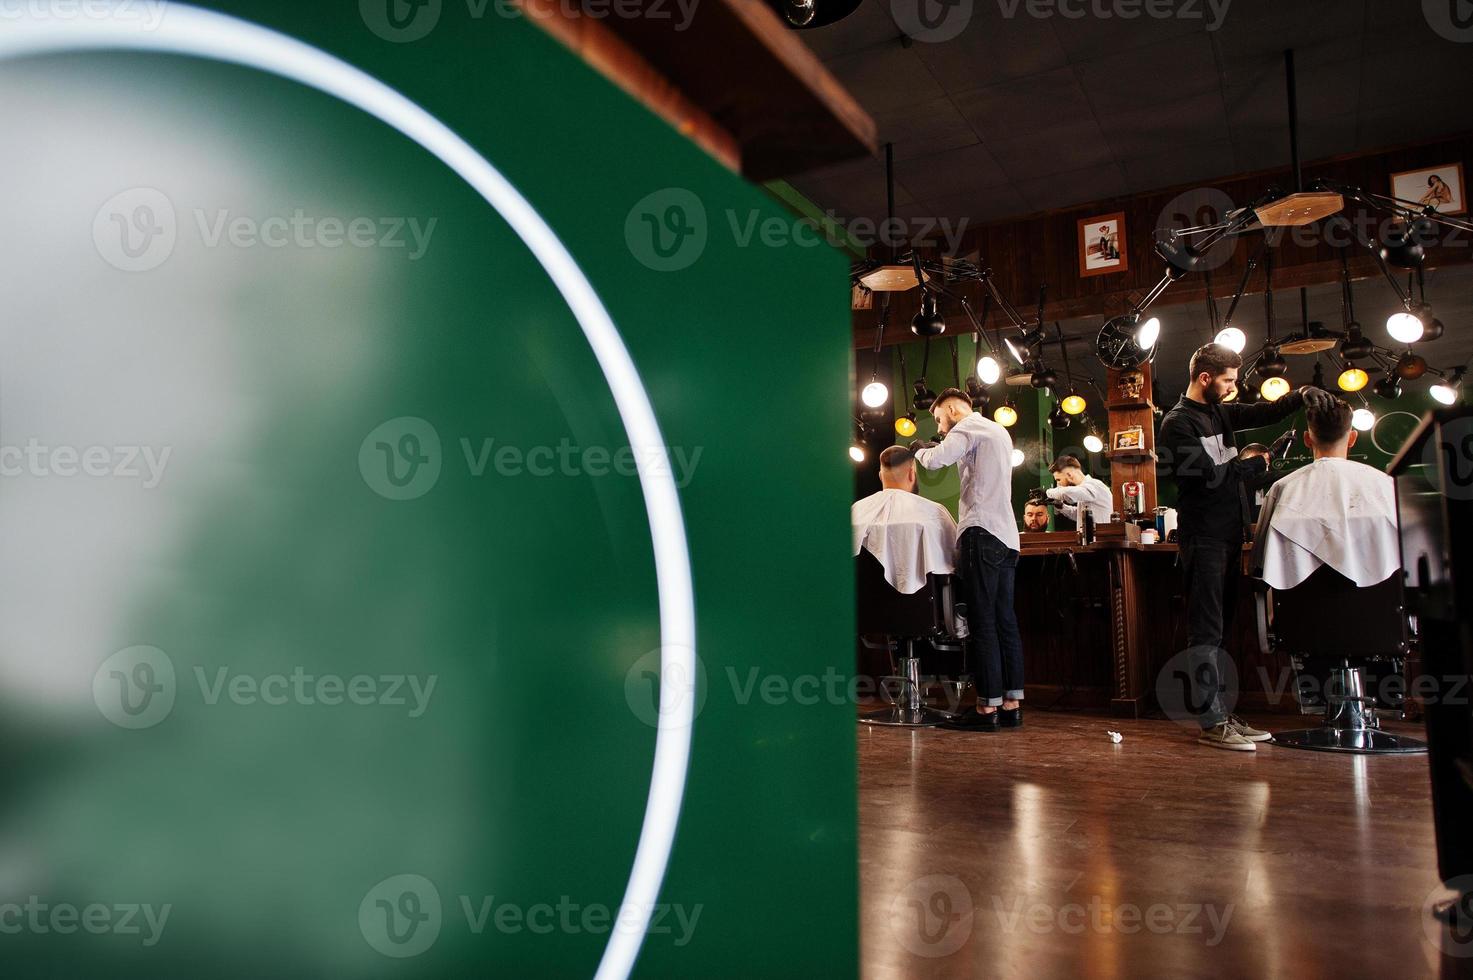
[1006,690,1024,701]
[983,696,1004,707]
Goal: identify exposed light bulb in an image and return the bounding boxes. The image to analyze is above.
[1083,433,1104,454]
[1136,316,1161,350]
[895,415,917,437]
[1214,326,1246,353]
[994,404,1018,427]
[1430,382,1458,406]
[1010,448,1025,468]
[1387,310,1424,345]
[849,444,866,463]
[860,380,890,409]
[977,355,1001,385]
[1261,376,1292,402]
[1351,408,1375,431]
[1061,392,1087,415]
[1337,366,1368,392]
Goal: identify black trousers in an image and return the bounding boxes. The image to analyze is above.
[1179,535,1240,729]
[957,527,1025,707]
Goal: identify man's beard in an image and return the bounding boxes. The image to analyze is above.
[1202,385,1225,405]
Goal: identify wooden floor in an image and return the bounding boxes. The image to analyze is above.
[859,707,1473,979]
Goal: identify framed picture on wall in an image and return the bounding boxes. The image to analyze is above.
[1112,425,1144,451]
[1078,211,1127,277]
[1390,163,1465,215]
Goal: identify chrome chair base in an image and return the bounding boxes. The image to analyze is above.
[859,705,952,727]
[1273,664,1428,755]
[1271,727,1427,754]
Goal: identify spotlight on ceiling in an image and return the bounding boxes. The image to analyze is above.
[1337,364,1369,392]
[1394,351,1428,380]
[1154,233,1202,276]
[1030,365,1058,390]
[977,354,1002,385]
[1430,368,1465,406]
[1236,377,1261,405]
[1386,309,1423,345]
[895,413,918,438]
[1352,407,1376,432]
[849,443,866,463]
[1010,448,1025,468]
[1215,326,1246,354]
[1261,376,1292,402]
[860,380,890,409]
[912,379,937,412]
[911,293,946,337]
[1061,389,1087,415]
[768,0,863,27]
[1256,348,1288,378]
[1339,324,1374,360]
[1083,432,1104,454]
[993,400,1018,427]
[1096,313,1155,369]
[1378,217,1435,269]
[1373,375,1402,400]
[1047,402,1071,430]
[1003,335,1027,366]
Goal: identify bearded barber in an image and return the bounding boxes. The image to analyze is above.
[1158,343,1336,752]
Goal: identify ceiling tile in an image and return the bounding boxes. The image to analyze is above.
[1209,0,1365,78]
[951,66,1094,140]
[872,96,981,161]
[1047,3,1211,63]
[824,42,946,115]
[1013,161,1128,211]
[796,0,903,61]
[1098,90,1230,161]
[1120,139,1236,195]
[906,9,1070,90]
[892,142,1012,200]
[1072,32,1221,116]
[986,115,1114,181]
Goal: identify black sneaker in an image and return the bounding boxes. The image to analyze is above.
[998,706,1022,729]
[942,709,999,732]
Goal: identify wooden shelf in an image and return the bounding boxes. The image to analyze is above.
[1106,449,1157,462]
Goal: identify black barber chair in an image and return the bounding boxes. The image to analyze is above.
[1254,563,1427,754]
[855,550,967,727]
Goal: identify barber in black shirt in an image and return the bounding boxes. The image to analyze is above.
[1157,343,1335,750]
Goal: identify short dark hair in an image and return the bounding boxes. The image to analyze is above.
[1307,396,1353,445]
[1024,499,1049,511]
[1188,343,1242,382]
[1049,454,1082,474]
[930,388,971,414]
[878,445,914,471]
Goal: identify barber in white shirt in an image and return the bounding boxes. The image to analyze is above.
[1253,396,1399,590]
[1044,454,1113,526]
[912,388,1024,732]
[852,445,959,594]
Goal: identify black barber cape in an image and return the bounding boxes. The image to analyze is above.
[1157,392,1302,545]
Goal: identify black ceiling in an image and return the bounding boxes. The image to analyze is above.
[787,0,1473,225]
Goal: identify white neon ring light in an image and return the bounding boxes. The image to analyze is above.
[0,7,696,979]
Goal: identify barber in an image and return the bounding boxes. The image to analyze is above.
[1158,343,1336,751]
[911,388,1024,732]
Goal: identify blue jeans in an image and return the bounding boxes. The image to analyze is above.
[958,527,1025,707]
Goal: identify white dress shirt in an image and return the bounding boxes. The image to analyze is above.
[914,413,1021,552]
[1045,475,1113,525]
[1256,457,1400,590]
[851,488,959,594]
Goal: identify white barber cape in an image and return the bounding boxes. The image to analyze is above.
[1256,457,1400,590]
[852,488,959,594]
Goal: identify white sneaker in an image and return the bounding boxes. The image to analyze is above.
[1197,722,1257,752]
[1227,715,1273,742]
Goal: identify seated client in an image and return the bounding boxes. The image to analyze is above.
[1253,397,1399,590]
[1022,498,1051,532]
[852,445,959,594]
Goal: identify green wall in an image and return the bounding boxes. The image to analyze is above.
[1,7,855,977]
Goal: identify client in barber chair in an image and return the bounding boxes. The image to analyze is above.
[851,446,959,594]
[1022,498,1051,532]
[1253,397,1398,592]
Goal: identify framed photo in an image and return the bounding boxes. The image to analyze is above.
[1112,425,1144,452]
[1078,211,1127,277]
[1390,163,1465,215]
